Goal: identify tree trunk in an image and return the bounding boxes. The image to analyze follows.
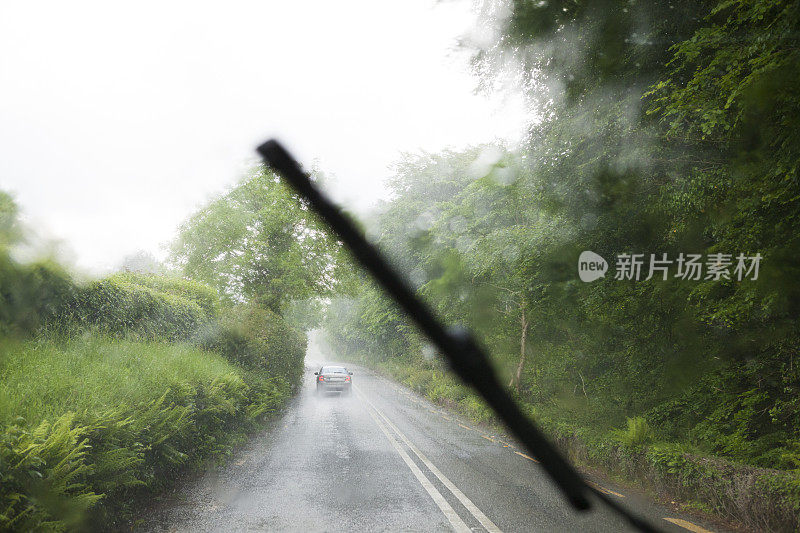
[509,306,528,393]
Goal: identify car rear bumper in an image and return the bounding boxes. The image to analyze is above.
[317,382,351,391]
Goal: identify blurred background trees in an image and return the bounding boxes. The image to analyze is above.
[321,0,800,473]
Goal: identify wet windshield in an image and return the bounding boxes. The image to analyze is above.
[1,1,797,532]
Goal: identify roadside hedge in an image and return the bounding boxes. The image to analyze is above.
[0,256,217,342]
[0,218,306,530]
[200,303,306,385]
[543,421,800,532]
[69,277,208,341]
[107,272,219,319]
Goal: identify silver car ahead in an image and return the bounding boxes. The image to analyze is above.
[314,365,352,395]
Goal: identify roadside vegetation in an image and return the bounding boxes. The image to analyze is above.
[3,0,797,530]
[0,176,317,530]
[320,1,800,530]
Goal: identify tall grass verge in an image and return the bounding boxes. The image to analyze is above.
[0,336,290,531]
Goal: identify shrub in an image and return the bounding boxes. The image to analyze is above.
[0,258,77,336]
[70,278,208,341]
[107,272,219,319]
[462,395,493,423]
[200,303,306,385]
[0,255,218,342]
[613,417,655,448]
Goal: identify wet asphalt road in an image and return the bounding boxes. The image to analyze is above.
[140,361,722,533]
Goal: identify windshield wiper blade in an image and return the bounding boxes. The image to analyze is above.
[257,139,659,532]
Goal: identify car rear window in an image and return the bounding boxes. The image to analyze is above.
[321,366,347,374]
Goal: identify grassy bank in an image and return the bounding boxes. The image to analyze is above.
[359,356,800,532]
[0,183,310,531]
[0,246,303,530]
[0,335,290,531]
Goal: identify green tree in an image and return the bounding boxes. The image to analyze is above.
[170,166,340,314]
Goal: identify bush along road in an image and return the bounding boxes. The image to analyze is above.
[0,238,306,531]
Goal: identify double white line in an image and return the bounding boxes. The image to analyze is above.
[355,386,502,533]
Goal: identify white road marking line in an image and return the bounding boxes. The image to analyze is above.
[357,387,503,533]
[370,378,636,533]
[663,518,714,533]
[363,398,470,533]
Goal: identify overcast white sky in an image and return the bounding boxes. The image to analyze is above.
[0,0,527,273]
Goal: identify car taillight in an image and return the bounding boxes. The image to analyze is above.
[318,376,324,381]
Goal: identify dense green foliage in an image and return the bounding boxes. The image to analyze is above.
[0,193,306,530]
[0,337,253,427]
[200,303,306,385]
[170,166,340,315]
[72,277,208,341]
[0,257,76,336]
[321,0,800,528]
[109,272,220,319]
[326,0,799,470]
[0,259,215,342]
[0,337,289,531]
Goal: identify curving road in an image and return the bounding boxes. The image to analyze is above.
[140,359,722,533]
